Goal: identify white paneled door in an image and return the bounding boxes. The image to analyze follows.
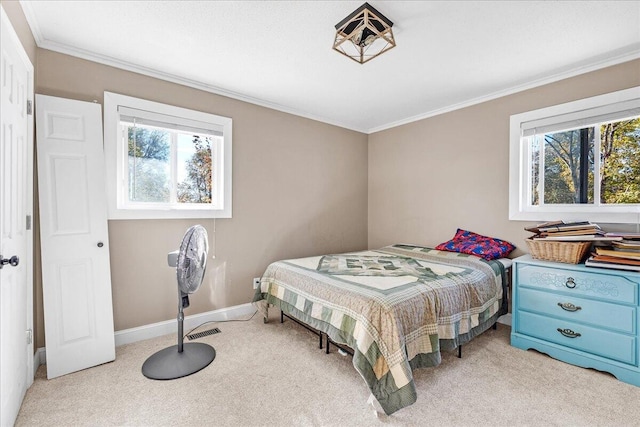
[36,94,115,379]
[0,7,34,427]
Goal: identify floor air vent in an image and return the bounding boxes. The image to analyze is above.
[187,327,221,340]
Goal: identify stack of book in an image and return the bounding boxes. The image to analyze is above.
[585,236,640,272]
[525,220,620,241]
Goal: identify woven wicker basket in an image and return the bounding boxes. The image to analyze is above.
[526,238,592,264]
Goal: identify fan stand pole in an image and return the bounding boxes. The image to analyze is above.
[177,305,184,353]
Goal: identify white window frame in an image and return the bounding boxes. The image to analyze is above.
[509,86,640,224]
[104,91,232,219]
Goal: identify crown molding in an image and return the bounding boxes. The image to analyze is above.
[37,39,368,133]
[368,46,640,134]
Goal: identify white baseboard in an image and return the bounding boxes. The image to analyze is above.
[34,347,46,370]
[497,313,512,326]
[114,302,257,347]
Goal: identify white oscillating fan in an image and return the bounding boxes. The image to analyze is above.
[142,225,216,380]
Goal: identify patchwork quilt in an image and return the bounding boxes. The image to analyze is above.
[252,244,507,415]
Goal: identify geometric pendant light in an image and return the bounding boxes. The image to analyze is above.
[333,2,396,64]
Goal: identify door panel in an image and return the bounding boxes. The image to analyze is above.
[36,94,115,379]
[58,259,94,342]
[48,154,90,234]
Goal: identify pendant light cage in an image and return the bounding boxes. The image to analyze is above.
[333,2,396,64]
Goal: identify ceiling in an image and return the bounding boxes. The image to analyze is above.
[20,1,640,133]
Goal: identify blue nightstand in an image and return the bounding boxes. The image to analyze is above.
[511,255,640,387]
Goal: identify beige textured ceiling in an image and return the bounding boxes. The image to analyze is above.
[20,1,640,133]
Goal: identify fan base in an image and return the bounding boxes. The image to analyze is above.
[141,342,216,380]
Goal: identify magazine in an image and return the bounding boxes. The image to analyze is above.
[585,257,640,272]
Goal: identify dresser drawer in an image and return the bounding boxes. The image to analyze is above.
[518,287,636,334]
[517,311,636,365]
[517,264,638,305]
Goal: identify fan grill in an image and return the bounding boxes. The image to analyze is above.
[177,225,209,294]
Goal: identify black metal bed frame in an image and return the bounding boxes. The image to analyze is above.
[279,310,355,355]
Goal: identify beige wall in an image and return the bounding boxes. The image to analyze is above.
[34,50,368,346]
[1,1,36,64]
[368,59,640,254]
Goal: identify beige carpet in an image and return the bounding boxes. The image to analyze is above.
[15,310,640,426]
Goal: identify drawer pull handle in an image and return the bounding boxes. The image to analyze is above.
[565,277,576,289]
[557,328,581,338]
[557,302,582,312]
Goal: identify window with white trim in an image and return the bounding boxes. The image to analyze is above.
[509,86,640,224]
[104,92,232,219]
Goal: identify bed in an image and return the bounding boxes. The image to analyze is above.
[252,244,509,415]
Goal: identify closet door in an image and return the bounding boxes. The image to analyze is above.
[36,94,115,379]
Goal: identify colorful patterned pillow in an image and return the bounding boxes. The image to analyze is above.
[435,229,515,260]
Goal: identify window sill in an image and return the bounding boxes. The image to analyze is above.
[107,207,232,220]
[509,207,640,224]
